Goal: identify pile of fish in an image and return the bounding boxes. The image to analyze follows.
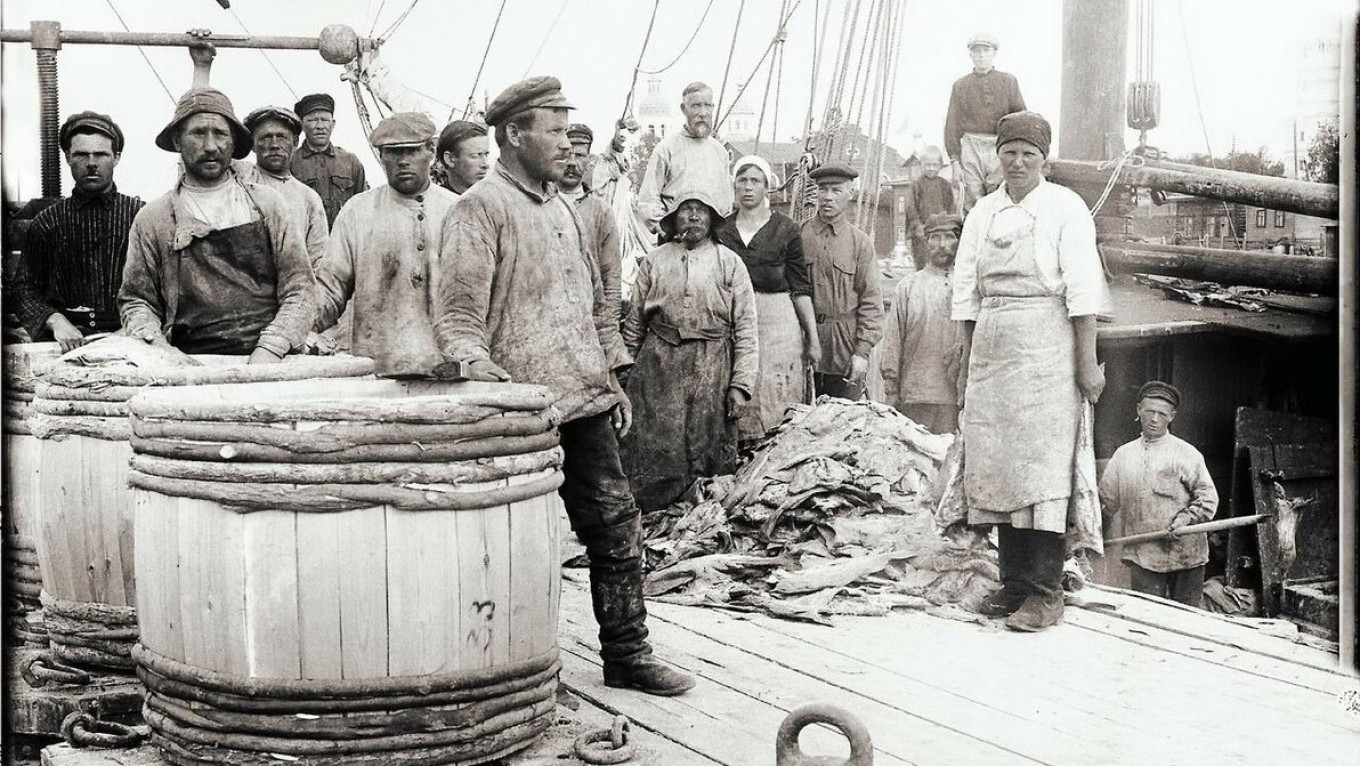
[640,398,1000,624]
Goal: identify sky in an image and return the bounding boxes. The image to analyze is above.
[2,0,1353,201]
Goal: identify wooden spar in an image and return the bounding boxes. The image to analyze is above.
[1059,0,1129,163]
[1100,240,1338,295]
[1048,157,1340,220]
[0,25,379,52]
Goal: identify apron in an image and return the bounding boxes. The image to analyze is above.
[961,203,1079,532]
[738,291,805,439]
[166,192,280,355]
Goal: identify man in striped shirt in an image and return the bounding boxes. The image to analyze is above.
[12,111,143,350]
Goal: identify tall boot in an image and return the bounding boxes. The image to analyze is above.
[978,525,1028,617]
[1005,530,1066,632]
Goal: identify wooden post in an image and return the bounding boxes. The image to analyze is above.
[1059,0,1130,237]
[1099,240,1338,295]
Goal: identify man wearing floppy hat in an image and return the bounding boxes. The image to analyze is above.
[118,88,314,363]
[13,111,143,350]
[943,31,1026,215]
[238,105,328,268]
[289,92,368,227]
[559,122,623,323]
[435,76,695,697]
[314,112,458,376]
[1099,381,1218,607]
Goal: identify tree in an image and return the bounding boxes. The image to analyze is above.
[1173,147,1285,177]
[1303,119,1339,185]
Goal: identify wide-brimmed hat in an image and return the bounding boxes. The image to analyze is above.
[155,88,253,159]
[658,189,724,242]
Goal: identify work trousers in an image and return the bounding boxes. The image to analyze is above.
[558,412,652,663]
[1126,563,1206,609]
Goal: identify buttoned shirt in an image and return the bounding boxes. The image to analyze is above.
[637,128,734,231]
[235,160,329,267]
[289,142,369,227]
[951,178,1112,322]
[880,266,962,405]
[435,162,629,422]
[118,173,315,357]
[1100,433,1219,572]
[12,185,143,339]
[315,183,459,377]
[800,215,884,372]
[570,187,623,325]
[943,69,1026,160]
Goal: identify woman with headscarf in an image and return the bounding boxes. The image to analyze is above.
[952,111,1113,632]
[716,155,819,442]
[621,190,759,512]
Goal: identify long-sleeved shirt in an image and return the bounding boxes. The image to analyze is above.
[636,128,733,231]
[289,142,369,227]
[435,162,629,423]
[118,174,315,357]
[571,188,623,325]
[315,183,459,376]
[716,211,812,296]
[622,240,759,395]
[906,176,954,228]
[951,178,1112,322]
[11,185,143,339]
[235,160,329,267]
[800,215,884,373]
[880,266,962,406]
[943,69,1026,160]
[1099,433,1219,572]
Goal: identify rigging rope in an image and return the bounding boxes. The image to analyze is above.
[102,0,175,103]
[620,0,664,123]
[1175,0,1241,247]
[716,0,804,132]
[714,0,747,125]
[368,0,389,37]
[753,0,790,156]
[224,6,298,99]
[459,0,509,121]
[639,0,716,75]
[521,0,573,78]
[377,0,424,42]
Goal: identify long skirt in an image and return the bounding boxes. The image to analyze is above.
[738,292,806,440]
[622,332,736,513]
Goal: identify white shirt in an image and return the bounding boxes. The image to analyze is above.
[637,129,734,231]
[178,176,257,231]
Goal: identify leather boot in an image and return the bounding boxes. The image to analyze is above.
[1005,530,1066,632]
[978,525,1028,617]
[603,657,696,696]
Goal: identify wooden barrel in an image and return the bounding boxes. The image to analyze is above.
[2,342,62,617]
[29,354,375,671]
[127,378,565,766]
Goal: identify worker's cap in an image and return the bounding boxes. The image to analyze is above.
[293,93,336,118]
[658,189,725,242]
[59,111,125,154]
[995,111,1052,158]
[967,31,1000,50]
[733,154,780,189]
[243,106,302,136]
[566,123,594,147]
[155,88,253,160]
[370,112,437,148]
[808,163,858,184]
[436,119,487,157]
[484,76,575,127]
[923,213,964,235]
[1138,380,1181,409]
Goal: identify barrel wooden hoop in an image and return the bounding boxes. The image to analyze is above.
[127,467,566,512]
[129,429,561,464]
[33,382,147,403]
[130,449,563,486]
[3,399,33,433]
[129,392,557,424]
[6,390,35,402]
[32,397,130,418]
[27,412,130,441]
[42,592,138,671]
[38,356,376,390]
[2,342,62,392]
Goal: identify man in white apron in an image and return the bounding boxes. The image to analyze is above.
[952,111,1111,632]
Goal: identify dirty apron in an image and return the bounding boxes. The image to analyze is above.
[167,197,280,355]
[958,132,1003,213]
[623,317,737,514]
[962,204,1079,532]
[738,291,805,440]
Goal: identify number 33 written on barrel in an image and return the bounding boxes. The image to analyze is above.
[468,600,495,651]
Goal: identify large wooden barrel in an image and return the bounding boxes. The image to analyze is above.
[127,378,566,766]
[29,353,375,671]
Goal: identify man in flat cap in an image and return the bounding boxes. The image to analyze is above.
[944,32,1026,215]
[118,88,314,362]
[290,92,368,227]
[435,119,490,197]
[238,106,328,268]
[880,212,964,434]
[800,164,883,400]
[1099,381,1218,607]
[637,81,733,235]
[314,112,458,376]
[558,123,623,323]
[12,111,143,350]
[435,76,695,697]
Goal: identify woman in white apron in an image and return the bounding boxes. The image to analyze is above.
[952,111,1111,631]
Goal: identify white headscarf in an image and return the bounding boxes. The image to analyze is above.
[731,154,780,189]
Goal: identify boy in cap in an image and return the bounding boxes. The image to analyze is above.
[880,212,964,434]
[314,112,458,376]
[435,76,695,697]
[559,123,623,323]
[905,146,953,270]
[800,163,883,400]
[118,88,314,363]
[13,111,143,349]
[435,119,490,196]
[1099,381,1219,607]
[290,92,368,226]
[943,32,1026,215]
[238,105,328,268]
